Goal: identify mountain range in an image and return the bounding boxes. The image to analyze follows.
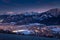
[0,8,60,25]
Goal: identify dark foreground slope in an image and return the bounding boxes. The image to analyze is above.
[0,33,59,40]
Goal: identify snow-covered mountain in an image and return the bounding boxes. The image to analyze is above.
[46,8,60,17]
[40,8,60,25]
[0,8,60,25]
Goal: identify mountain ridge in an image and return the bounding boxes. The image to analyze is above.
[0,8,60,25]
[46,8,60,17]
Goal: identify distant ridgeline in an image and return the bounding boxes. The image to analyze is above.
[0,8,60,25]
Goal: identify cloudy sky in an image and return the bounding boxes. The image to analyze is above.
[0,0,60,14]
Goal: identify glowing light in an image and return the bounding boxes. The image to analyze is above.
[35,30,39,32]
[12,29,31,33]
[0,19,3,22]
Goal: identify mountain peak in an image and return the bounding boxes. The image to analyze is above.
[47,8,60,17]
[49,8,60,11]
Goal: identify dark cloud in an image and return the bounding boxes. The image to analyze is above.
[0,0,60,13]
[0,0,60,7]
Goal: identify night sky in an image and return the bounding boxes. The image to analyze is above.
[0,0,60,14]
